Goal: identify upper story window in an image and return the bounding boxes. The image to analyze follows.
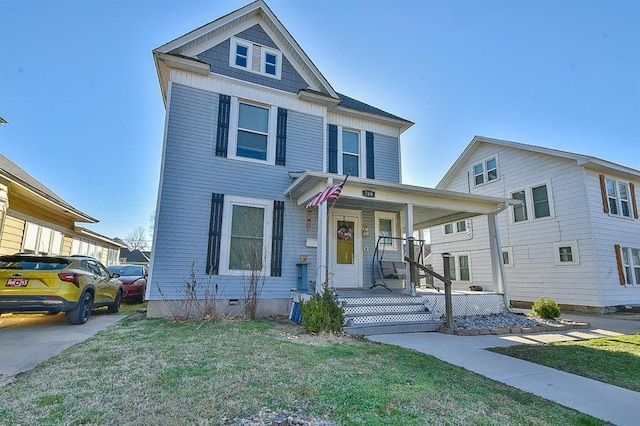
[473,156,498,186]
[227,98,278,164]
[444,220,467,235]
[229,37,282,79]
[237,103,270,161]
[234,42,249,68]
[511,181,554,223]
[606,178,632,218]
[342,130,360,176]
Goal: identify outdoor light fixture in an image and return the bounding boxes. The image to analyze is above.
[362,225,369,238]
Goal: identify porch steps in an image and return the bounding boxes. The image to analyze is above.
[337,294,444,336]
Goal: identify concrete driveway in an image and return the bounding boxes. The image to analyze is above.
[0,312,124,387]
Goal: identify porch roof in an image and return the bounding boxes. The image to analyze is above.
[284,172,517,228]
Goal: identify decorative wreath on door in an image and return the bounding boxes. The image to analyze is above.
[337,226,354,240]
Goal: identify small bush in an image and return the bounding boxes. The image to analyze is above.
[300,286,344,333]
[532,297,561,319]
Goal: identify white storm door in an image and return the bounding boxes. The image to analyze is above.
[330,210,361,288]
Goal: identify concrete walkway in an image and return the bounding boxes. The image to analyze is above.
[369,314,640,426]
[0,312,125,387]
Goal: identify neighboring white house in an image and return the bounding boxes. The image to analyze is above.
[430,135,640,312]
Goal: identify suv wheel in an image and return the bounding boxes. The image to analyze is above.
[68,292,93,325]
[108,290,122,314]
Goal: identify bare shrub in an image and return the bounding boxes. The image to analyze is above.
[156,262,228,323]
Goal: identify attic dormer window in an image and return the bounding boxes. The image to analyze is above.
[229,37,281,79]
[235,43,249,68]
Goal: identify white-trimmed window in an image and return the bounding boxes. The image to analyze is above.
[446,253,471,282]
[511,181,554,223]
[375,211,398,250]
[621,247,640,285]
[107,248,119,266]
[554,241,579,265]
[342,129,360,176]
[472,156,498,186]
[70,238,103,259]
[219,196,273,275]
[229,37,282,79]
[22,222,63,255]
[502,247,513,267]
[606,178,632,218]
[444,220,468,235]
[228,98,277,164]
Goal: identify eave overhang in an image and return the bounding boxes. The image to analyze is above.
[285,171,516,228]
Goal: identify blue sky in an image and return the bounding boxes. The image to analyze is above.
[1,0,638,245]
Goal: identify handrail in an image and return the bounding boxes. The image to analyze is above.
[404,257,444,292]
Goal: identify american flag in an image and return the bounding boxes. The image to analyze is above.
[305,175,349,208]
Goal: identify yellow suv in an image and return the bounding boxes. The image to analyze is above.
[0,254,123,325]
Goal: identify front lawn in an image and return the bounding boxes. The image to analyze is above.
[0,319,606,425]
[490,334,640,392]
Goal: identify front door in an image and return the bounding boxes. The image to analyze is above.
[330,210,361,288]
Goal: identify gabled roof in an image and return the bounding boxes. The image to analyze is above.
[155,0,337,98]
[437,135,640,189]
[119,248,150,263]
[153,0,413,131]
[0,153,97,223]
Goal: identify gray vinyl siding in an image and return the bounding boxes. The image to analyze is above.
[150,83,324,301]
[585,170,640,306]
[432,143,604,307]
[373,133,401,183]
[197,25,308,94]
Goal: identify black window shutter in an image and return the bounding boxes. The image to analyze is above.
[215,94,230,157]
[366,131,375,179]
[276,108,287,166]
[328,124,338,173]
[206,193,224,275]
[271,201,285,277]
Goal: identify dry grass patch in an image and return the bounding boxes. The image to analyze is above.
[0,319,607,425]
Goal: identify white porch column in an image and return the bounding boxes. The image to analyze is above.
[315,179,331,293]
[487,212,510,308]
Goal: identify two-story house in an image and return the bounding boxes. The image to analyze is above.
[147,1,516,320]
[430,135,640,313]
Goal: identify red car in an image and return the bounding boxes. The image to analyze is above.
[106,264,147,303]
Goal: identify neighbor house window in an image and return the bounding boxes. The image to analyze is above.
[554,241,579,265]
[444,220,468,235]
[606,179,632,218]
[220,196,272,275]
[512,181,554,223]
[622,247,640,285]
[446,253,471,282]
[229,37,282,79]
[342,130,360,176]
[473,156,498,186]
[375,212,398,250]
[502,247,513,267]
[22,222,63,255]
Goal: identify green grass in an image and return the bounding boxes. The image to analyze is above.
[490,334,640,392]
[118,300,147,315]
[0,319,608,425]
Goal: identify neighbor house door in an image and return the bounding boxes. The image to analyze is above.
[330,210,361,288]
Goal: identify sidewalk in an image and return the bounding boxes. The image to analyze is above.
[368,314,640,426]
